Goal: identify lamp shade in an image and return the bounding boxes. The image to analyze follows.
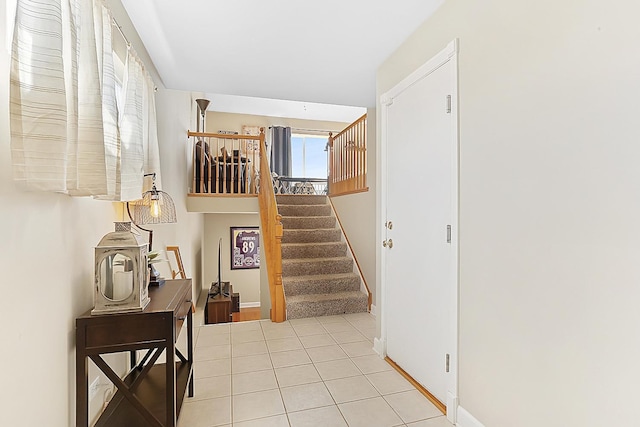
[128,187,177,225]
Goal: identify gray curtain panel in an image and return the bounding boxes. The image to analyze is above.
[270,126,292,176]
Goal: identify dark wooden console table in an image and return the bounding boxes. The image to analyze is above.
[76,279,194,427]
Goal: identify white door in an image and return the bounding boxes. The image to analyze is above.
[383,47,457,406]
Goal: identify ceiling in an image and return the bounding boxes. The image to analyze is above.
[120,0,443,113]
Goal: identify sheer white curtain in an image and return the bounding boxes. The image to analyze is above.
[9,0,160,200]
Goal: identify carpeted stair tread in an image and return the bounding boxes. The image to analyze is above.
[281,215,336,229]
[283,272,361,296]
[281,241,347,259]
[278,204,332,217]
[282,228,342,243]
[282,256,353,276]
[286,291,368,319]
[276,194,327,205]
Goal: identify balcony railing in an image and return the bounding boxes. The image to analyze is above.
[188,131,264,196]
[328,113,367,196]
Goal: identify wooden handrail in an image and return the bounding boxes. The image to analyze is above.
[328,113,368,196]
[256,128,286,322]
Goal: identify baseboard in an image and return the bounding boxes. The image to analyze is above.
[457,406,485,427]
[370,304,377,317]
[373,337,385,357]
[446,393,459,424]
[240,302,260,308]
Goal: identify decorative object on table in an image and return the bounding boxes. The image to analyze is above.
[166,245,187,279]
[230,227,260,270]
[92,221,150,314]
[242,125,261,154]
[127,172,177,286]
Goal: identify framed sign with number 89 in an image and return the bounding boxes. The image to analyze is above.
[230,227,260,270]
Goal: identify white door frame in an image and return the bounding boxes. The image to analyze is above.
[375,39,460,423]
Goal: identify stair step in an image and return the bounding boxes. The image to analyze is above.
[283,272,361,296]
[278,204,332,217]
[282,257,353,276]
[282,228,342,244]
[281,242,347,259]
[277,194,327,205]
[286,291,368,319]
[281,216,336,230]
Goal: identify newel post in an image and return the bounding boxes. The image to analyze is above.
[327,132,334,195]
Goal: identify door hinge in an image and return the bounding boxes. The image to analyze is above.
[446,225,451,243]
[446,354,450,372]
[446,95,452,114]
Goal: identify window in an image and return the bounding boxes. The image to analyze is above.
[291,134,328,178]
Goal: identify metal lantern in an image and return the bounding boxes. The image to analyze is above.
[92,222,150,315]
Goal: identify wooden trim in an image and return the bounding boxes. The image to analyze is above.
[187,193,257,198]
[328,197,372,311]
[329,187,369,197]
[385,357,446,415]
[188,131,261,140]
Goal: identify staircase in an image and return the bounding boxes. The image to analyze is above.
[277,194,368,319]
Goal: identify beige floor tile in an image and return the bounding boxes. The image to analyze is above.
[232,414,290,427]
[342,312,375,323]
[200,323,231,335]
[232,340,268,357]
[232,369,278,395]
[288,405,348,427]
[231,321,262,332]
[178,396,231,427]
[406,416,455,427]
[266,336,303,353]
[314,358,361,381]
[357,327,377,342]
[305,345,348,363]
[270,349,312,368]
[338,396,403,427]
[317,315,349,324]
[351,354,393,374]
[324,375,380,403]
[366,370,415,395]
[292,323,328,336]
[323,322,358,334]
[232,389,285,423]
[288,317,320,325]
[194,344,231,362]
[274,364,322,387]
[196,331,230,348]
[232,353,273,374]
[231,329,265,344]
[384,390,442,423]
[188,374,230,400]
[194,358,231,379]
[280,382,335,412]
[339,341,376,358]
[263,327,298,340]
[330,330,368,344]
[260,320,294,332]
[299,333,336,348]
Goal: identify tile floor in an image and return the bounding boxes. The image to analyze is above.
[178,308,454,427]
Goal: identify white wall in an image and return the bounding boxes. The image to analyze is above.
[330,107,377,305]
[0,1,204,425]
[377,1,640,426]
[204,214,261,305]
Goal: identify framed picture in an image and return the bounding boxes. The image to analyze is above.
[242,125,261,153]
[230,227,260,270]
